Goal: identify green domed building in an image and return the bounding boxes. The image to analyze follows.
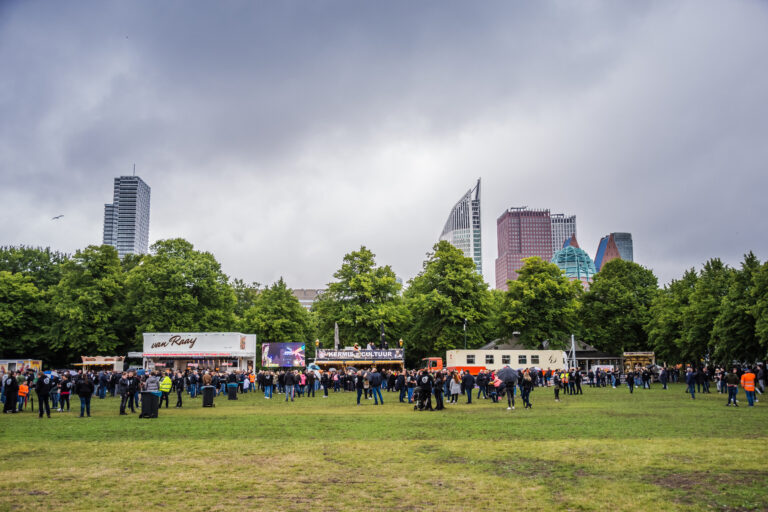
[551,236,597,284]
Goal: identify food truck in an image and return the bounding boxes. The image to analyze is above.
[142,332,257,372]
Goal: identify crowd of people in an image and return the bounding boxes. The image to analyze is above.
[2,362,764,418]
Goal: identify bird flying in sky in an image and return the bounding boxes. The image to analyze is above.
[52,215,63,220]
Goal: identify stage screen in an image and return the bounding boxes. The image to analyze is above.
[261,342,305,368]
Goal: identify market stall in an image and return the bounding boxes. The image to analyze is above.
[142,332,257,372]
[315,348,404,372]
[74,356,124,372]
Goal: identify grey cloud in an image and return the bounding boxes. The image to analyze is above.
[1,0,767,288]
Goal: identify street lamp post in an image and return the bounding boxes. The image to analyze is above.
[463,318,468,350]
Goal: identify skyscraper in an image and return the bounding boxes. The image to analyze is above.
[550,213,576,254]
[495,207,552,290]
[103,175,151,258]
[439,179,482,274]
[594,232,633,271]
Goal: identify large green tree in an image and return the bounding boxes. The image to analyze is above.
[580,259,658,353]
[749,259,768,360]
[48,245,125,358]
[404,241,491,363]
[646,269,697,363]
[498,257,582,349]
[682,258,732,362]
[0,245,68,289]
[0,271,46,358]
[241,277,310,343]
[125,239,236,346]
[712,252,762,362]
[313,246,408,348]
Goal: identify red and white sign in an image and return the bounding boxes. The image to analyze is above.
[142,333,256,358]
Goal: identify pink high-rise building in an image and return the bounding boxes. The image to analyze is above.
[495,208,553,290]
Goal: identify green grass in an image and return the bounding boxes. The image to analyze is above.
[1,384,767,511]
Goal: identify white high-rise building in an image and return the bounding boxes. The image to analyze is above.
[550,213,576,253]
[439,179,482,274]
[103,176,151,258]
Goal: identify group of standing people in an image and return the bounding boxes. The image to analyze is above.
[2,369,92,417]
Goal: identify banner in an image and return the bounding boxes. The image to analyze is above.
[143,333,256,357]
[261,343,306,368]
[316,349,404,361]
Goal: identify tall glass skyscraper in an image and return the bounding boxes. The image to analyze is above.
[594,232,633,271]
[103,176,151,258]
[550,213,576,254]
[439,179,482,274]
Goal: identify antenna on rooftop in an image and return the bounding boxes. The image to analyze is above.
[133,163,136,176]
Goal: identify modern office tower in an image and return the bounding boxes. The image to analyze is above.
[550,213,576,254]
[612,232,634,262]
[495,207,552,290]
[551,236,597,287]
[103,175,151,258]
[594,232,633,271]
[439,179,482,275]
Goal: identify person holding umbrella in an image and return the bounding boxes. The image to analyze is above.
[496,366,518,411]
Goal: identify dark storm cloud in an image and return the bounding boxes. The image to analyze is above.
[1,0,767,288]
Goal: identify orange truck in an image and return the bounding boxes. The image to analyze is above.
[419,357,487,376]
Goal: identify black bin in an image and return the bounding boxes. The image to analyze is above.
[139,392,159,418]
[227,383,238,400]
[201,385,215,407]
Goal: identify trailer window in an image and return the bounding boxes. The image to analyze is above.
[485,355,494,365]
[466,355,475,364]
[531,355,540,365]
[502,355,510,364]
[518,355,527,365]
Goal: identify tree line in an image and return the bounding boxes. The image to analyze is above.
[1,239,766,368]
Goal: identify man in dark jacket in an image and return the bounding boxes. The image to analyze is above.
[462,371,475,404]
[306,371,315,398]
[395,372,406,403]
[3,371,19,413]
[354,371,365,405]
[368,367,383,405]
[117,372,131,415]
[725,367,740,406]
[416,370,433,411]
[475,371,487,400]
[75,374,95,417]
[35,371,52,418]
[284,370,296,402]
[685,367,696,399]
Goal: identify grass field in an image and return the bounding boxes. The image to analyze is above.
[1,383,767,511]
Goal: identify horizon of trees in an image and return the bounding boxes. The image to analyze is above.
[1,241,767,368]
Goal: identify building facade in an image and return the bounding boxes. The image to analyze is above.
[292,289,325,310]
[495,207,552,290]
[439,179,482,274]
[594,232,633,271]
[103,176,151,258]
[550,213,576,255]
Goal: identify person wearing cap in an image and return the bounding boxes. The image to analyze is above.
[741,367,757,407]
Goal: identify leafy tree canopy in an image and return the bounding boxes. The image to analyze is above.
[498,257,582,349]
[313,246,408,348]
[580,259,658,353]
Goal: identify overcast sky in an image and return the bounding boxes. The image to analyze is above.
[2,1,767,289]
